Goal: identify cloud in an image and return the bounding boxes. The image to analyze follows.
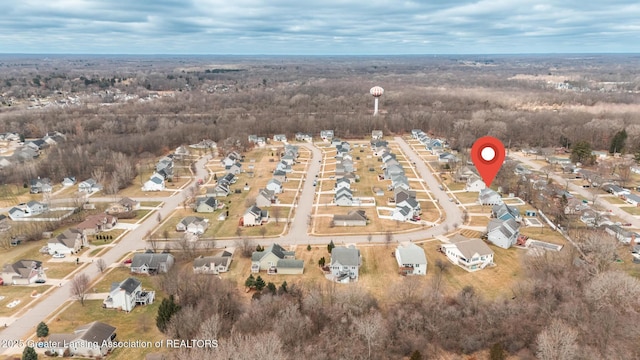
[0,0,639,53]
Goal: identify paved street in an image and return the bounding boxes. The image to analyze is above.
[0,137,468,355]
[510,152,640,228]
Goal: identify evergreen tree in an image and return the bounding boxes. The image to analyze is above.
[245,274,256,289]
[306,244,311,251]
[318,257,326,267]
[609,129,627,154]
[22,346,37,360]
[255,276,266,291]
[570,141,595,165]
[327,240,335,254]
[156,295,181,333]
[267,282,276,294]
[36,321,49,338]
[409,350,422,360]
[279,281,288,294]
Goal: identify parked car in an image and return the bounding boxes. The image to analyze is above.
[35,279,46,284]
[123,258,132,264]
[52,253,65,259]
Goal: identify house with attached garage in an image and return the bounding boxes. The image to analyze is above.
[273,134,287,142]
[395,243,427,275]
[47,322,117,358]
[195,197,218,213]
[176,216,209,234]
[48,228,87,255]
[623,193,640,206]
[266,178,283,194]
[30,177,52,194]
[603,224,640,244]
[251,243,303,274]
[478,188,503,206]
[330,246,361,283]
[487,218,520,249]
[256,189,278,208]
[492,203,521,222]
[130,253,175,274]
[242,205,268,226]
[333,210,368,227]
[295,132,313,142]
[103,277,154,312]
[62,176,76,187]
[156,156,174,180]
[465,174,486,192]
[78,178,102,193]
[2,260,45,285]
[106,197,139,214]
[335,188,354,206]
[438,152,458,164]
[142,172,165,191]
[335,177,351,191]
[275,160,292,173]
[193,251,233,274]
[602,184,630,197]
[76,214,118,235]
[371,130,383,140]
[320,130,334,141]
[8,207,26,220]
[26,200,47,215]
[441,235,494,272]
[209,182,230,197]
[225,161,242,175]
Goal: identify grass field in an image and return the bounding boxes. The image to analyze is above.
[604,196,628,205]
[118,209,152,223]
[0,285,51,316]
[454,191,480,204]
[621,206,640,215]
[43,262,79,279]
[0,184,37,208]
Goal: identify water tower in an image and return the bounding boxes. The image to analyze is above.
[369,86,384,115]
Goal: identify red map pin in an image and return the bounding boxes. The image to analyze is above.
[471,136,505,188]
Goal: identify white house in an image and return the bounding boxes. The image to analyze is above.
[243,205,268,226]
[103,277,154,312]
[441,235,494,272]
[266,178,283,193]
[142,173,165,191]
[371,130,383,140]
[624,193,640,206]
[487,218,520,249]
[395,243,427,275]
[335,177,351,191]
[273,134,287,142]
[48,229,87,255]
[465,174,486,192]
[478,188,503,206]
[176,216,209,234]
[78,178,101,193]
[320,130,334,141]
[193,251,233,274]
[330,246,361,283]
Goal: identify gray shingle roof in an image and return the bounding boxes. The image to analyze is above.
[331,247,360,267]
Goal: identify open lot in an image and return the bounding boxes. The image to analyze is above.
[0,285,51,317]
[118,209,152,223]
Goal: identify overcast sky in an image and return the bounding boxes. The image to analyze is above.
[1,0,639,54]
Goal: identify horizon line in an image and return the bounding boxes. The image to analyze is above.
[1,52,640,57]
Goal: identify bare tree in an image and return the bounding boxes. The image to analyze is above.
[353,311,386,360]
[95,258,107,273]
[384,231,393,247]
[70,273,90,306]
[536,319,579,360]
[235,237,255,258]
[272,206,281,224]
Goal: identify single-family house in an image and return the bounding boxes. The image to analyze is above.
[273,134,287,142]
[335,188,354,206]
[492,203,521,222]
[395,243,427,275]
[47,322,117,358]
[478,188,503,206]
[142,173,165,191]
[251,243,303,274]
[193,251,233,274]
[438,152,458,164]
[624,193,640,206]
[26,200,47,215]
[48,229,87,255]
[225,162,242,175]
[78,178,101,193]
[371,130,383,140]
[333,210,367,226]
[266,178,283,194]
[295,132,313,142]
[256,189,278,208]
[335,177,351,191]
[275,160,292,173]
[487,218,520,249]
[273,170,287,182]
[176,216,209,234]
[130,253,175,274]
[1,260,44,285]
[564,197,589,215]
[117,198,139,212]
[465,174,486,192]
[30,178,52,194]
[320,130,334,141]
[77,214,118,235]
[8,207,26,220]
[221,151,241,167]
[392,206,413,221]
[174,146,190,157]
[103,277,154,312]
[195,197,218,213]
[603,225,640,245]
[243,205,268,226]
[209,183,230,197]
[62,176,76,187]
[330,246,361,283]
[441,235,494,271]
[156,156,174,180]
[602,184,630,197]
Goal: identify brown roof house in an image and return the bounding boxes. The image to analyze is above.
[47,228,87,255]
[76,214,118,235]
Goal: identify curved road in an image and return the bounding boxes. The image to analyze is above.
[1,137,465,354]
